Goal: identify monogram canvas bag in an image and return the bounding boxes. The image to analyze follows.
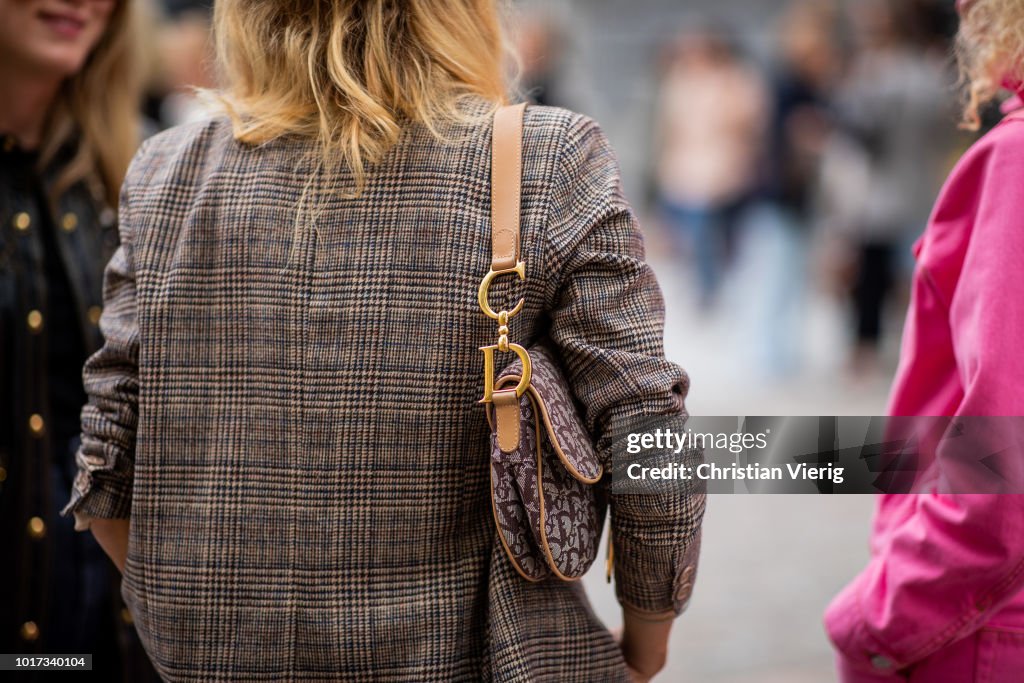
[479,103,605,582]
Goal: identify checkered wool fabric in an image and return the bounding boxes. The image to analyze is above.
[64,99,704,682]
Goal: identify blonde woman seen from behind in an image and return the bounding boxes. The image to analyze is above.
[68,1,704,681]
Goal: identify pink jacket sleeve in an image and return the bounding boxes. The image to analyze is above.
[825,121,1024,680]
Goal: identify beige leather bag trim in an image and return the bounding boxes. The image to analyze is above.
[492,389,522,454]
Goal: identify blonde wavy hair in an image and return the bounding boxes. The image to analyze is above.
[213,0,512,192]
[957,0,1024,130]
[42,0,142,208]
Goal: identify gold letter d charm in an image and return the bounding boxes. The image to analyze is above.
[479,343,532,403]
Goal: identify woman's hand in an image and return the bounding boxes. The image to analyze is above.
[615,610,674,681]
[625,660,657,683]
[88,518,131,573]
[625,662,652,683]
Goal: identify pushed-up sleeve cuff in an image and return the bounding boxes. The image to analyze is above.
[59,240,140,530]
[615,527,702,619]
[63,465,134,530]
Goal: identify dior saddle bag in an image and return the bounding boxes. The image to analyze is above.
[478,103,606,582]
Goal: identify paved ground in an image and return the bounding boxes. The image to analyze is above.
[580,256,892,682]
[583,496,876,682]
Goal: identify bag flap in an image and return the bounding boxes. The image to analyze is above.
[490,388,600,581]
[489,423,551,582]
[492,343,603,484]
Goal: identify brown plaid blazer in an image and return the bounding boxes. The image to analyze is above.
[64,99,704,682]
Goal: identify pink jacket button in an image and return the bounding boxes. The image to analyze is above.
[870,655,893,670]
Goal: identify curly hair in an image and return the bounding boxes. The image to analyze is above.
[956,0,1024,129]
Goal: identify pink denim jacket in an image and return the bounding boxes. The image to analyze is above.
[825,108,1024,681]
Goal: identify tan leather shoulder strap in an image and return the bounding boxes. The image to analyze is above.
[486,102,528,453]
[491,102,527,272]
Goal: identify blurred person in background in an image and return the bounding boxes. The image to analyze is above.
[653,23,767,311]
[149,0,215,128]
[825,0,1024,680]
[763,0,842,232]
[827,0,956,376]
[727,0,844,376]
[0,0,156,678]
[514,7,566,107]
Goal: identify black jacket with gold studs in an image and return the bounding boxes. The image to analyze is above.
[0,135,155,681]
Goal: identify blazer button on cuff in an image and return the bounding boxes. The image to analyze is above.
[13,212,30,231]
[88,306,102,326]
[870,655,894,670]
[62,212,78,232]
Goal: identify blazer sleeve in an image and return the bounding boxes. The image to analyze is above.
[62,176,142,530]
[825,130,1024,679]
[543,113,706,618]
